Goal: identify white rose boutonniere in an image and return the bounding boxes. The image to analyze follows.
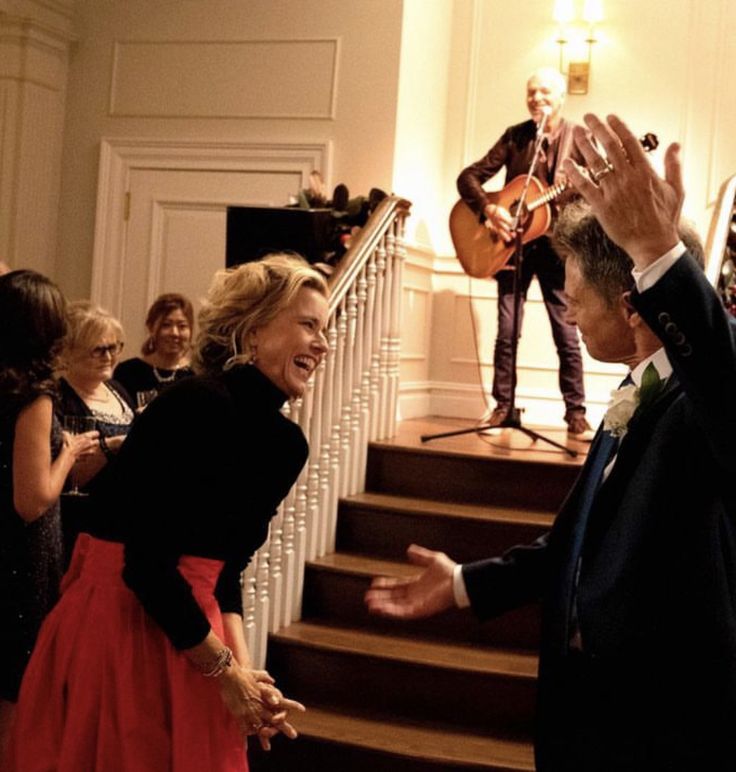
[602,363,666,438]
[602,383,639,437]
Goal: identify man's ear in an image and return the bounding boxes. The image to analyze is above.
[620,291,643,329]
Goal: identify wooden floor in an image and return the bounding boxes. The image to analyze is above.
[385,416,591,467]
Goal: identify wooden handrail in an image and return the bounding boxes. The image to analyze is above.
[327,195,411,312]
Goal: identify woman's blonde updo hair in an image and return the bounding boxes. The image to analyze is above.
[62,300,124,363]
[193,253,329,376]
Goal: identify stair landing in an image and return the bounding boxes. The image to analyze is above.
[377,416,590,466]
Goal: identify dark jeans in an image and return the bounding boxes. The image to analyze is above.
[492,236,584,415]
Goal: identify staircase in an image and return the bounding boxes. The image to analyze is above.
[249,418,585,772]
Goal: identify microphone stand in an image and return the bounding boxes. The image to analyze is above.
[422,110,578,458]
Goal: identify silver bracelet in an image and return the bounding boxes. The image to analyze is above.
[199,646,233,678]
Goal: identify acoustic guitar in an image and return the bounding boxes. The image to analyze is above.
[449,132,659,279]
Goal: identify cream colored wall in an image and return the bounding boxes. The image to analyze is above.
[391,0,457,417]
[0,0,76,275]
[423,0,736,428]
[55,0,404,299]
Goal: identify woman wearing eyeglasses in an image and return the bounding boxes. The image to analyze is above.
[57,301,134,561]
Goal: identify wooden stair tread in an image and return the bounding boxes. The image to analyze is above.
[288,706,535,770]
[308,551,421,578]
[272,621,538,678]
[344,491,555,525]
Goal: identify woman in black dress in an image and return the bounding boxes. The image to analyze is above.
[7,254,329,771]
[0,271,98,758]
[114,292,195,407]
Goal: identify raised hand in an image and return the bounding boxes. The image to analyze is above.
[562,113,684,268]
[364,544,457,620]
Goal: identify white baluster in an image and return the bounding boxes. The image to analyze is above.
[305,359,324,561]
[327,300,347,551]
[370,241,386,440]
[340,285,358,498]
[280,486,296,627]
[377,235,393,439]
[255,548,270,669]
[350,267,368,493]
[387,217,408,436]
[268,505,284,633]
[318,320,338,557]
[360,253,379,486]
[242,560,257,663]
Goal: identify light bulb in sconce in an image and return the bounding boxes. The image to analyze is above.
[553,0,575,24]
[582,0,604,25]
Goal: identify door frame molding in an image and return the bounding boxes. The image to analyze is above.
[91,137,332,316]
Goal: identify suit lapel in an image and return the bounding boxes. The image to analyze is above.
[585,375,683,538]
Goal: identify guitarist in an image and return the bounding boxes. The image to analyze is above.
[457,67,591,437]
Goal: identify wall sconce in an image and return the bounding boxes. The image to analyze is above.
[553,0,603,94]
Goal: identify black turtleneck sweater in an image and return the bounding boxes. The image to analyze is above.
[90,365,308,649]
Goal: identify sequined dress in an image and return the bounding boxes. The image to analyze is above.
[0,403,64,701]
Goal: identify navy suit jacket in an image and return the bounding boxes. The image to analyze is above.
[462,254,736,771]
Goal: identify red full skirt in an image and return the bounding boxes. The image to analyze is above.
[5,535,248,772]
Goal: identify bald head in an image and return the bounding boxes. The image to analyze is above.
[526,67,566,130]
[527,67,567,96]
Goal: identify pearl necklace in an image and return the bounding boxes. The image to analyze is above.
[152,365,179,384]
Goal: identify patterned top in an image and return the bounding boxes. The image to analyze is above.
[0,400,64,701]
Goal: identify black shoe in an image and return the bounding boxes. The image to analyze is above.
[331,184,349,212]
[565,410,595,440]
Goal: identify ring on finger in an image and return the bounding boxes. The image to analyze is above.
[590,161,614,183]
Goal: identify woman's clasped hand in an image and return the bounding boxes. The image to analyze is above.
[217,666,305,749]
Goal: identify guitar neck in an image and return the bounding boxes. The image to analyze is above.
[525,134,658,214]
[527,180,568,212]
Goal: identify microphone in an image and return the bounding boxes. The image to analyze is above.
[536,105,551,135]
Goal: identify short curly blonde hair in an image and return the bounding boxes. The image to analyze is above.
[193,253,329,376]
[62,300,124,361]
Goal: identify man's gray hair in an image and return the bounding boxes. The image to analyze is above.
[552,200,704,306]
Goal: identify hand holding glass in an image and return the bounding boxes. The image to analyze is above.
[62,415,97,495]
[136,390,158,412]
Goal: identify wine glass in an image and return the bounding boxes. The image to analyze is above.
[136,389,158,412]
[62,415,96,496]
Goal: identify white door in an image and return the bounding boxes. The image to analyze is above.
[90,138,331,355]
[118,166,302,354]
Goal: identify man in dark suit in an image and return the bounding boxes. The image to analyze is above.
[366,113,736,771]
